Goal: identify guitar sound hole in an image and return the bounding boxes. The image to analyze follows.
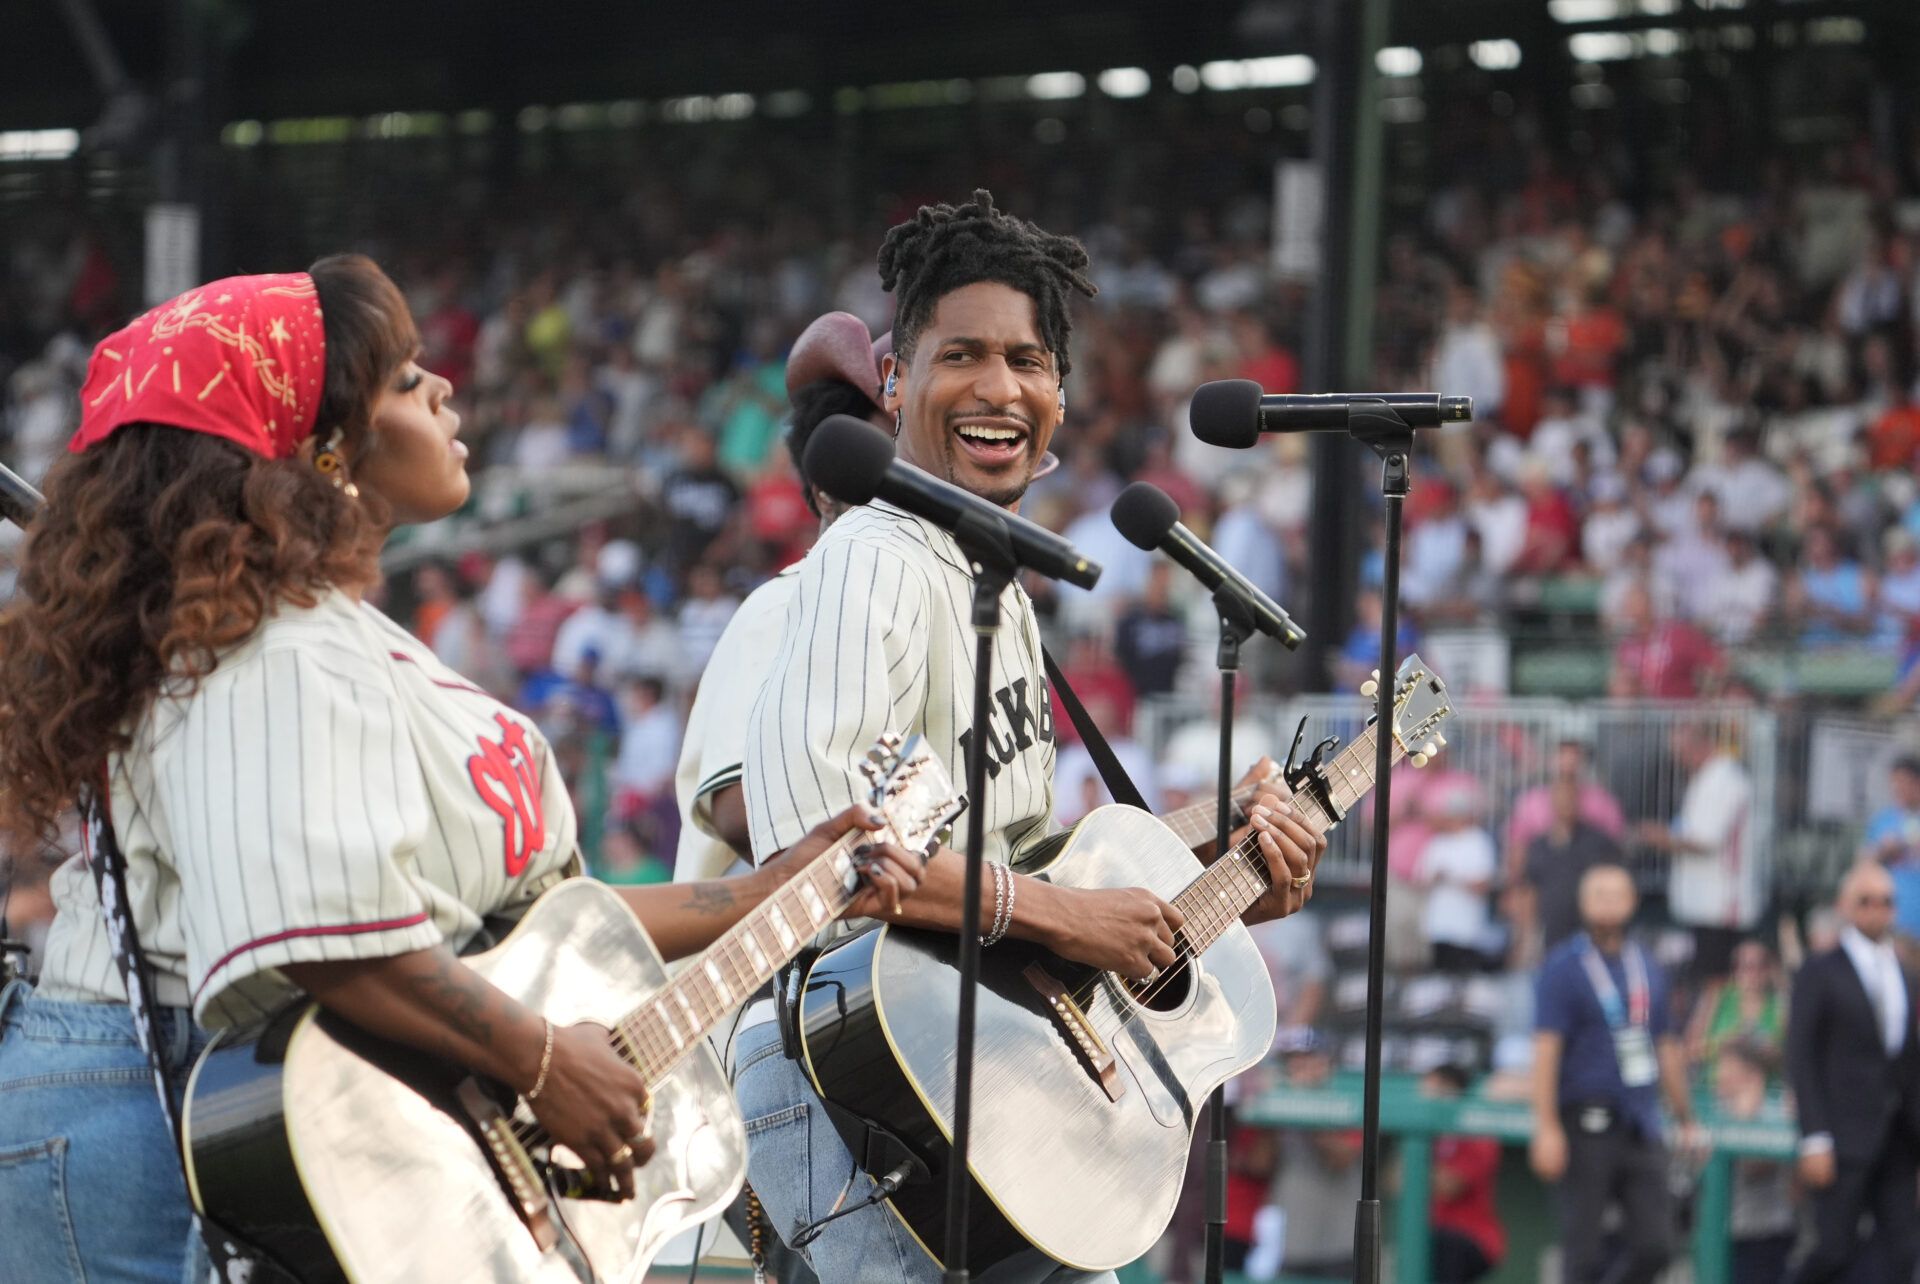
[1124,959,1193,1013]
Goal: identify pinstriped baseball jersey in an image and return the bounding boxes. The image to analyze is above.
[744,498,1056,868]
[671,566,798,885]
[34,590,578,1029]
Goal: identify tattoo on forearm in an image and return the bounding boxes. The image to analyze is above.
[684,882,738,917]
[403,952,497,1047]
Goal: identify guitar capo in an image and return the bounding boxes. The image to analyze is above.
[1283,716,1344,824]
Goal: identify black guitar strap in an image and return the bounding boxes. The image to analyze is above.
[82,786,276,1283]
[1041,646,1149,812]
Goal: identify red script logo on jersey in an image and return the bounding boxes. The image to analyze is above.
[468,713,547,876]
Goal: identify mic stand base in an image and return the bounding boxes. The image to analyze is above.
[1203,589,1258,1284]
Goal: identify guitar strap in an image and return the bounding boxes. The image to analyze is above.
[82,785,282,1283]
[1041,646,1149,812]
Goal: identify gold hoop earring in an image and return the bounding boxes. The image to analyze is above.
[313,430,360,499]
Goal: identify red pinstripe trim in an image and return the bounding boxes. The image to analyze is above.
[193,911,433,1005]
[387,650,488,695]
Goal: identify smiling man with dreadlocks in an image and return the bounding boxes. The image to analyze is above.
[732,190,1324,1282]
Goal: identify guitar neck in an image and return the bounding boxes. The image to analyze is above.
[608,836,863,1083]
[1158,783,1261,849]
[1170,723,1398,956]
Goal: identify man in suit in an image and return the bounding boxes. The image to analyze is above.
[1787,861,1920,1282]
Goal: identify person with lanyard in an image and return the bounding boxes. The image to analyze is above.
[0,259,927,1284]
[1530,863,1699,1284]
[733,190,1323,1283]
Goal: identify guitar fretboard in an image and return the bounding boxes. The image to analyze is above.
[1170,723,1395,956]
[610,839,862,1083]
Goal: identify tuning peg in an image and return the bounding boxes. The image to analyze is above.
[1411,751,1430,768]
[1361,678,1378,698]
[880,732,903,750]
[1422,741,1439,758]
[1433,733,1447,749]
[858,760,882,781]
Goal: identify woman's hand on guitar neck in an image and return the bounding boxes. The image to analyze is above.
[1235,792,1329,926]
[757,803,928,920]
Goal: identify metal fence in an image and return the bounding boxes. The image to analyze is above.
[1136,690,1778,904]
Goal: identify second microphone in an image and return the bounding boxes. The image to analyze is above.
[1111,481,1306,650]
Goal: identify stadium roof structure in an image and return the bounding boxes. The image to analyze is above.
[3,0,1907,132]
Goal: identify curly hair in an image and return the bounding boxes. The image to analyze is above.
[0,253,417,846]
[876,188,1097,378]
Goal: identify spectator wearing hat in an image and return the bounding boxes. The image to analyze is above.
[1417,780,1500,972]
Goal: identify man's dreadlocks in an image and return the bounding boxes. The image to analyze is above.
[876,189,1097,378]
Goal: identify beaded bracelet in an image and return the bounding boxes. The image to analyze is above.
[525,1018,556,1102]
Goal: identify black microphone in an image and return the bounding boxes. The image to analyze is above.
[0,460,44,528]
[803,415,1102,590]
[1190,379,1473,449]
[1111,481,1305,650]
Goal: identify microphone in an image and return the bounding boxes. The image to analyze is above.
[1190,379,1473,449]
[803,415,1102,590]
[0,460,44,528]
[1110,481,1305,650]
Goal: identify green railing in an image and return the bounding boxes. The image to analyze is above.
[1220,1072,1794,1284]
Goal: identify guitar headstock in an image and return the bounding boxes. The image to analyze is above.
[857,733,967,858]
[1382,653,1453,768]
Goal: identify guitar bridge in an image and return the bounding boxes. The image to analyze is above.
[1024,963,1125,1102]
[456,1078,559,1251]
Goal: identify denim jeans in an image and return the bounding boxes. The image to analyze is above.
[729,1019,1118,1284]
[0,979,212,1284]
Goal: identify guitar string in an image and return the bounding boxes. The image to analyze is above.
[500,729,1402,1159]
[502,831,870,1158]
[1077,730,1391,1041]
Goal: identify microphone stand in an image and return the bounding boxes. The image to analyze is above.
[1203,590,1258,1284]
[941,507,1021,1284]
[1348,404,1413,1284]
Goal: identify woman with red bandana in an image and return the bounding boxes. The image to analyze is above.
[0,256,923,1282]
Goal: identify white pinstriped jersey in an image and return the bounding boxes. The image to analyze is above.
[671,567,798,884]
[34,590,578,1029]
[744,499,1056,868]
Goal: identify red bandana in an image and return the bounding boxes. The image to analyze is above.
[69,273,328,460]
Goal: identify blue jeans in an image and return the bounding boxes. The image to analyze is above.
[729,1019,1117,1284]
[0,979,212,1284]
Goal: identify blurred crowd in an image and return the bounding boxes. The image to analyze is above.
[10,79,1920,1281]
